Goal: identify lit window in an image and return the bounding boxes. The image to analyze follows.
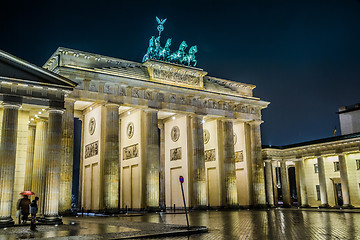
[316,185,320,201]
[356,160,360,170]
[314,163,318,173]
[334,162,340,172]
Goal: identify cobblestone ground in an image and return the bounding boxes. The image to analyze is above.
[128,209,360,240]
[0,209,360,239]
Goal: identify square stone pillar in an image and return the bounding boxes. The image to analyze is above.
[0,103,20,227]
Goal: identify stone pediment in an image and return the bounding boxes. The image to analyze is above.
[0,49,76,89]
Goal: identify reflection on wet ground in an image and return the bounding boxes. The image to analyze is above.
[124,210,360,240]
[0,209,360,239]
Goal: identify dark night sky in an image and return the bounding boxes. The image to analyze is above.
[1,0,360,146]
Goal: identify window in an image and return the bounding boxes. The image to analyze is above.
[314,163,318,173]
[356,160,360,170]
[316,185,321,201]
[334,162,340,172]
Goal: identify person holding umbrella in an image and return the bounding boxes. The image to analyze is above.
[17,192,33,224]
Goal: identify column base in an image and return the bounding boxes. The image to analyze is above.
[300,204,311,208]
[145,206,161,212]
[252,204,268,209]
[43,215,63,225]
[192,205,209,210]
[319,204,330,208]
[341,204,354,209]
[0,217,14,228]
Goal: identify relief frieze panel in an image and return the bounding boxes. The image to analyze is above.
[85,141,99,159]
[123,144,139,160]
[170,147,182,161]
[153,68,201,87]
[205,149,216,162]
[235,150,244,162]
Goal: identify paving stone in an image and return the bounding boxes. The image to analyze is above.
[0,209,359,239]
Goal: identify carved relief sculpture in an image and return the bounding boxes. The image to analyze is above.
[127,122,134,139]
[170,147,182,161]
[204,129,210,144]
[88,117,96,135]
[235,150,244,162]
[205,149,216,162]
[123,144,139,160]
[171,126,180,142]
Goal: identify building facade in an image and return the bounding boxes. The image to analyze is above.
[263,133,360,208]
[0,47,269,226]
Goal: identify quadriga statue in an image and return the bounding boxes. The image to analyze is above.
[158,38,171,61]
[142,36,156,62]
[182,45,197,66]
[168,41,188,64]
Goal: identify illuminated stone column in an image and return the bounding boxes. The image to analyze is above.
[190,115,206,208]
[0,104,20,227]
[338,153,351,207]
[272,162,279,206]
[296,159,308,207]
[265,161,274,206]
[24,125,36,191]
[59,99,75,213]
[249,121,266,206]
[158,121,165,209]
[31,119,48,215]
[317,156,328,207]
[43,109,63,224]
[222,120,238,207]
[144,109,160,209]
[280,160,291,207]
[103,104,120,211]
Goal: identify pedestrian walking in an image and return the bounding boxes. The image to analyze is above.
[30,197,39,230]
[17,195,30,224]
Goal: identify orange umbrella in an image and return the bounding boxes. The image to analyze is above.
[20,191,35,196]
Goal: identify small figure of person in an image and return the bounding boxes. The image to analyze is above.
[30,197,39,230]
[17,195,31,224]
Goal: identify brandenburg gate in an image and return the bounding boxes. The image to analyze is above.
[0,18,269,226]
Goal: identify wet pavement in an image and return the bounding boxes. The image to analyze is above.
[1,209,360,239]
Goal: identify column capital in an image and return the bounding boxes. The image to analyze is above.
[248,120,263,126]
[48,109,64,115]
[2,103,20,110]
[105,102,120,108]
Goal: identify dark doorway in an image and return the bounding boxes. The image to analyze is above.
[288,167,297,205]
[334,183,343,206]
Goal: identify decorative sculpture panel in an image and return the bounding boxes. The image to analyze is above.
[205,149,216,162]
[170,147,182,161]
[123,144,139,160]
[171,126,180,142]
